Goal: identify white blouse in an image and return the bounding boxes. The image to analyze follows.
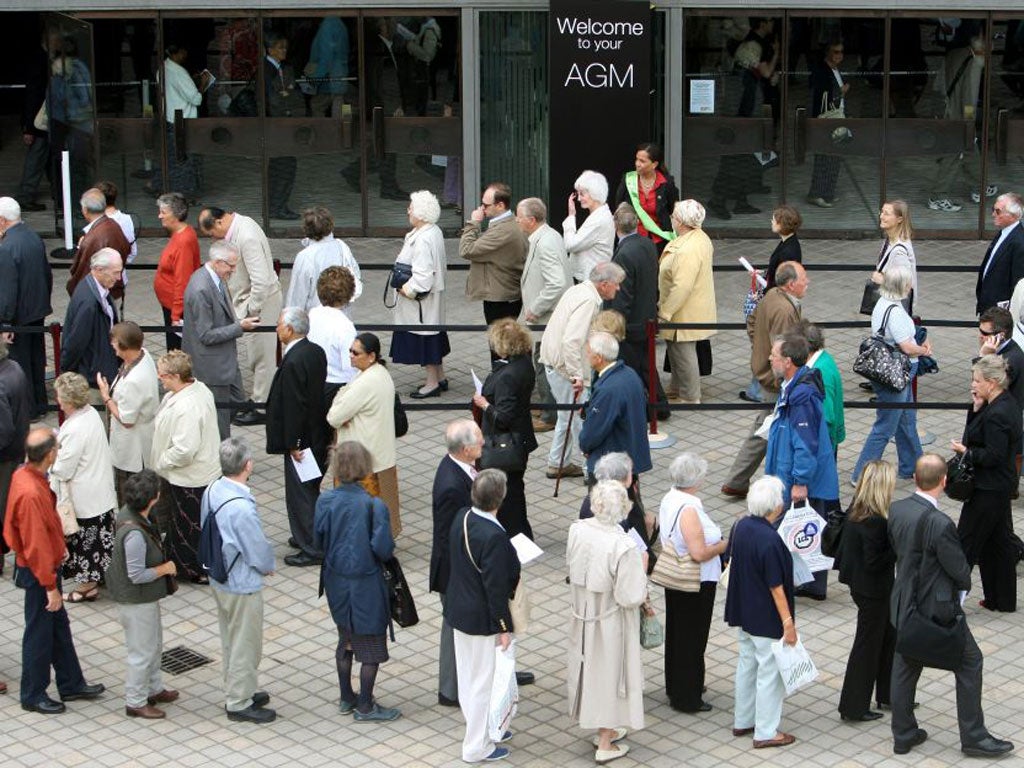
[658,487,723,583]
[308,305,356,384]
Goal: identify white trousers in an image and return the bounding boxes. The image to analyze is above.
[545,366,587,469]
[733,628,785,741]
[454,629,498,762]
[119,602,164,708]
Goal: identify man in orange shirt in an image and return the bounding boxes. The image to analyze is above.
[3,427,104,714]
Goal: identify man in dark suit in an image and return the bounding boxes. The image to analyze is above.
[182,241,259,439]
[430,419,483,707]
[60,248,121,392]
[0,198,52,416]
[888,454,1014,758]
[976,193,1024,315]
[263,32,301,219]
[67,188,130,298]
[605,202,666,416]
[265,307,328,568]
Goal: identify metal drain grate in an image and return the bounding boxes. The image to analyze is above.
[161,646,212,675]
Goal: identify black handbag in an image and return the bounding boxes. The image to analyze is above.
[383,262,430,321]
[479,432,526,472]
[945,451,974,502]
[859,281,882,315]
[382,556,419,628]
[853,304,912,391]
[393,393,408,438]
[820,508,846,559]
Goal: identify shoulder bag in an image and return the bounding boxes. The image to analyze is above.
[945,450,974,502]
[853,304,912,391]
[393,392,409,438]
[894,511,968,670]
[382,261,430,321]
[859,242,912,315]
[382,555,419,628]
[649,504,701,593]
[479,432,526,473]
[463,511,530,633]
[55,480,80,537]
[639,608,664,649]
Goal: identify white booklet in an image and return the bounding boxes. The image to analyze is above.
[291,450,322,483]
[510,533,543,565]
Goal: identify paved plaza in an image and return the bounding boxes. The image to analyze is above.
[1,227,1021,768]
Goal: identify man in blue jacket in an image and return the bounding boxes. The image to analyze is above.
[764,331,840,599]
[579,331,653,483]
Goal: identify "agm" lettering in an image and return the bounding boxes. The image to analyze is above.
[563,62,635,89]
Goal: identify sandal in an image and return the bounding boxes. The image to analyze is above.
[64,587,99,603]
[753,732,796,749]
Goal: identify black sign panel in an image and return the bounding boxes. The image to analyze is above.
[548,0,651,212]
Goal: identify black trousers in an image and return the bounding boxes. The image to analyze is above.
[161,306,182,352]
[268,155,297,214]
[10,317,47,415]
[958,488,1017,611]
[284,453,323,558]
[838,591,895,716]
[496,469,532,540]
[663,582,716,711]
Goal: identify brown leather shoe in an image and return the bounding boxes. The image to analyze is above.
[126,704,166,719]
[721,485,748,499]
[546,464,584,479]
[732,727,754,737]
[753,732,795,749]
[531,417,554,433]
[147,689,179,705]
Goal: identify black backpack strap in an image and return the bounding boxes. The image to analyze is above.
[203,492,247,576]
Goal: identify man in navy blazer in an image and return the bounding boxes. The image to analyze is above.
[579,331,653,480]
[60,248,120,390]
[0,198,52,416]
[887,454,1013,758]
[976,193,1024,315]
[430,419,482,707]
[266,307,327,568]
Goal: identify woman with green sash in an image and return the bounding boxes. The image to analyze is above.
[614,142,679,255]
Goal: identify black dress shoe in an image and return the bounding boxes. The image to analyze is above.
[738,391,763,403]
[674,700,712,713]
[858,381,874,391]
[893,728,928,755]
[22,696,66,714]
[227,704,277,723]
[284,552,323,567]
[60,682,105,701]
[515,671,535,686]
[841,710,883,722]
[962,736,1014,757]
[252,691,270,708]
[380,187,409,201]
[733,202,762,215]
[232,410,267,426]
[438,379,449,392]
[409,386,441,399]
[438,693,459,707]
[287,537,298,548]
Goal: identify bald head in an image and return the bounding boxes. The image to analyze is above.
[914,453,948,494]
[25,426,57,466]
[445,419,483,463]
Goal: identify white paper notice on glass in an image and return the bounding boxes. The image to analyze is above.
[472,368,484,395]
[627,527,647,554]
[510,533,544,565]
[291,451,322,483]
[689,79,715,114]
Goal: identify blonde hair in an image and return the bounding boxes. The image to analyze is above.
[882,199,913,242]
[54,372,91,410]
[849,460,895,523]
[591,309,625,341]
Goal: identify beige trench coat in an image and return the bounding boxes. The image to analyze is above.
[566,518,647,730]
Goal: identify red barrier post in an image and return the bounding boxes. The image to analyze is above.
[274,258,283,366]
[50,322,64,425]
[646,318,658,435]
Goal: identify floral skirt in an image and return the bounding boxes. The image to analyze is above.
[62,508,115,584]
[155,479,206,581]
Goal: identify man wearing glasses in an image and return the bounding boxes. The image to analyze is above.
[976,193,1024,315]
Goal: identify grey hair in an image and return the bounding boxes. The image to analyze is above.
[973,354,1009,390]
[445,418,481,454]
[279,306,309,336]
[409,190,441,224]
[672,199,706,229]
[669,452,709,489]
[156,192,188,222]
[574,170,609,204]
[471,468,507,512]
[880,264,913,301]
[517,197,547,223]
[219,436,253,476]
[589,261,626,285]
[589,480,629,525]
[775,262,799,288]
[593,451,632,483]
[90,247,121,270]
[587,330,619,362]
[80,188,106,214]
[998,193,1023,220]
[747,475,785,518]
[208,239,239,264]
[613,202,638,234]
[0,196,21,222]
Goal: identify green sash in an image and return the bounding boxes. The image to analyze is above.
[625,171,675,241]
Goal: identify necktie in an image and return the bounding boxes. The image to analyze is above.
[981,232,1002,281]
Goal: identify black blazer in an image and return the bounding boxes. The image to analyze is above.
[0,358,32,462]
[961,390,1023,493]
[265,337,329,470]
[810,60,844,117]
[430,454,473,594]
[998,339,1024,411]
[606,232,659,342]
[837,515,896,600]
[60,275,119,387]
[976,223,1024,314]
[765,235,802,289]
[444,509,521,635]
[888,493,971,629]
[480,355,538,458]
[0,221,52,325]
[613,171,680,247]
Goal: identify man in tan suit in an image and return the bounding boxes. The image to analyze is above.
[198,207,283,426]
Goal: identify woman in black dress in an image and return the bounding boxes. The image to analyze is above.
[764,204,803,289]
[471,319,537,539]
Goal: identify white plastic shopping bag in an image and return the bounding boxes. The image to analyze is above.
[777,502,834,573]
[487,639,519,742]
[771,637,819,696]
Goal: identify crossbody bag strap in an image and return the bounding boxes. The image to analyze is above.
[878,303,897,338]
[625,171,675,241]
[462,510,482,573]
[946,51,975,100]
[909,509,933,603]
[204,492,246,575]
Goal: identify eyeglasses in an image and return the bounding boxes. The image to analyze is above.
[993,207,1008,214]
[349,348,365,356]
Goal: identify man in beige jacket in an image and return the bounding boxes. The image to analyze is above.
[539,261,624,478]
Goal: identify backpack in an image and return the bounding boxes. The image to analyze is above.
[198,492,246,584]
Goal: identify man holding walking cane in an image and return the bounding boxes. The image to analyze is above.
[539,262,625,481]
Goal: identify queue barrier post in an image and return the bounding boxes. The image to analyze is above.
[274,258,282,366]
[645,318,659,435]
[50,322,63,425]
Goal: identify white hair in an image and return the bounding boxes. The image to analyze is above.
[587,330,619,362]
[668,452,708,489]
[0,197,21,222]
[880,264,913,301]
[589,480,629,525]
[409,190,441,224]
[747,475,785,518]
[575,170,609,204]
[279,306,309,336]
[589,261,626,285]
[673,199,706,229]
[208,239,239,264]
[593,452,632,483]
[90,247,121,270]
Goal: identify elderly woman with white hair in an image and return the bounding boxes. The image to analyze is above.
[657,199,717,404]
[657,451,727,713]
[567,480,648,764]
[851,265,932,484]
[390,189,450,398]
[724,474,798,750]
[564,170,615,284]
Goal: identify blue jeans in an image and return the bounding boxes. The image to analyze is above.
[744,376,764,402]
[852,363,921,481]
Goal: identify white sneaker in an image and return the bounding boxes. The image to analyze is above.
[971,185,1000,203]
[928,198,962,212]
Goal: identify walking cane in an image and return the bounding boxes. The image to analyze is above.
[553,387,582,498]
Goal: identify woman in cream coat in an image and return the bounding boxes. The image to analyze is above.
[567,481,648,764]
[327,332,401,535]
[150,350,221,583]
[657,199,716,404]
